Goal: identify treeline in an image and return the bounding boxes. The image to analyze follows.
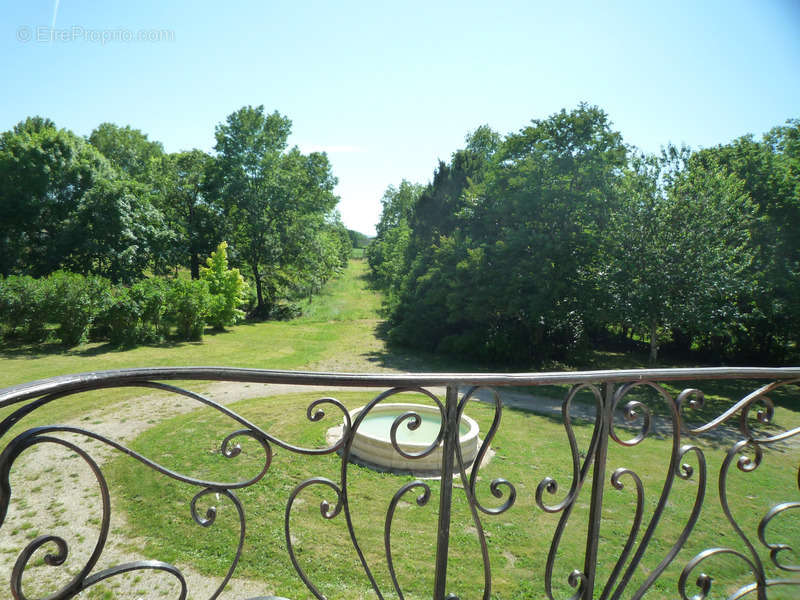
[0,106,352,320]
[368,104,800,365]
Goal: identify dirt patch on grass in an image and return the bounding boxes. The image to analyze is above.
[0,381,367,599]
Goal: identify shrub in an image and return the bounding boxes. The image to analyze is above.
[130,278,170,342]
[166,279,210,341]
[47,272,112,346]
[268,303,302,321]
[0,275,49,343]
[200,242,247,330]
[104,288,144,347]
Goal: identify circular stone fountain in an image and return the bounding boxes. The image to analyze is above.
[348,403,480,472]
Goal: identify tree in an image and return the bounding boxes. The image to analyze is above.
[13,116,56,135]
[0,118,170,281]
[347,229,371,249]
[0,120,110,276]
[65,177,172,283]
[156,150,222,278]
[690,124,800,358]
[605,148,754,363]
[366,180,422,290]
[88,123,164,185]
[200,241,247,329]
[211,106,339,315]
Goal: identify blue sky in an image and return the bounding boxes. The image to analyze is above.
[1,1,798,235]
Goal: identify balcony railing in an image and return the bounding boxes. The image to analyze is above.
[1,367,798,599]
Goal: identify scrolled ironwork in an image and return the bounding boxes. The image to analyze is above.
[679,547,761,600]
[341,386,445,600]
[385,481,432,600]
[284,477,344,600]
[600,467,644,599]
[543,384,604,600]
[680,378,800,441]
[4,432,112,600]
[0,367,798,599]
[536,383,604,514]
[758,501,800,572]
[458,386,516,516]
[0,380,351,600]
[3,431,193,600]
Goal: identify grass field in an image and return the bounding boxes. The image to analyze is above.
[0,260,382,390]
[108,390,799,599]
[1,259,798,599]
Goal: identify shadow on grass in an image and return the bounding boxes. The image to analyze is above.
[0,339,72,358]
[363,322,501,373]
[0,327,225,360]
[494,386,799,452]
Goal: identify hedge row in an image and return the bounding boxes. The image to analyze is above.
[0,273,214,346]
[0,244,248,347]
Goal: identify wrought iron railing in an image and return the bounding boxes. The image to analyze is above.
[0,367,798,599]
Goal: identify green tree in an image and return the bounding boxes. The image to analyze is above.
[605,148,754,363]
[690,123,800,358]
[88,123,164,185]
[0,118,170,281]
[0,121,106,276]
[156,149,221,278]
[65,177,172,283]
[211,106,339,315]
[426,106,623,362]
[366,180,422,291]
[347,229,371,249]
[13,116,56,135]
[200,241,247,329]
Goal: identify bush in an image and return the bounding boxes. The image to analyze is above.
[47,272,112,346]
[101,278,171,346]
[166,279,210,341]
[130,278,170,342]
[0,269,219,348]
[268,303,303,321]
[0,275,49,343]
[200,242,247,330]
[104,288,144,347]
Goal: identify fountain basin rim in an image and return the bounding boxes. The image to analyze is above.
[348,402,480,449]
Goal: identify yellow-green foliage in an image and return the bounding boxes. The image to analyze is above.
[200,241,248,329]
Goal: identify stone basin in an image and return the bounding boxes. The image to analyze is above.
[348,403,480,472]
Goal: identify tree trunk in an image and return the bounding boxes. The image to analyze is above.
[190,253,200,280]
[649,318,659,365]
[188,201,199,279]
[253,266,264,316]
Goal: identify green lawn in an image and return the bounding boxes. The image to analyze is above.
[108,390,799,600]
[1,259,798,599]
[0,260,383,391]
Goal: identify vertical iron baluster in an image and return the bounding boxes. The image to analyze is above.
[433,384,459,600]
[583,382,614,599]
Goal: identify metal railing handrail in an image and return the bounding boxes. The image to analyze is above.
[3,365,800,407]
[1,366,798,599]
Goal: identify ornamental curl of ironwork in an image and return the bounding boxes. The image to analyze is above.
[0,367,798,599]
